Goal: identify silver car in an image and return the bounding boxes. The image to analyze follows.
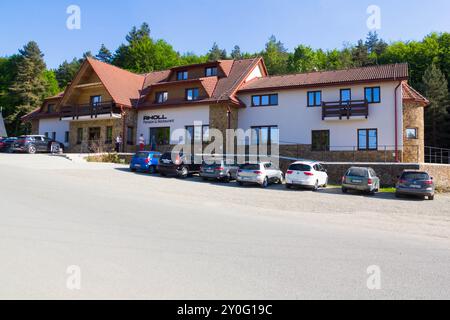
[237,162,284,188]
[200,158,239,183]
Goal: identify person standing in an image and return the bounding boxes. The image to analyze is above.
[139,134,145,151]
[115,135,122,153]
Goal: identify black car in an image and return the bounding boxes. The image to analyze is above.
[11,135,65,154]
[157,152,201,178]
[396,170,435,200]
[0,137,17,153]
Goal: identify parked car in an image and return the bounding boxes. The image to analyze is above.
[11,135,65,154]
[395,170,435,200]
[236,162,284,188]
[130,151,161,174]
[0,137,17,153]
[285,161,328,191]
[342,167,380,195]
[157,152,201,178]
[200,157,239,183]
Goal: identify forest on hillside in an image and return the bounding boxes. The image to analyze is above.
[0,23,449,148]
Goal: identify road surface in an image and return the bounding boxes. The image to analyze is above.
[0,154,449,299]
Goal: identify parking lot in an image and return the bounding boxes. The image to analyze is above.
[1,153,450,299]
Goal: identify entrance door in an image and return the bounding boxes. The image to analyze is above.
[149,127,170,150]
[89,127,101,141]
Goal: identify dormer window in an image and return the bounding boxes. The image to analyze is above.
[177,71,188,81]
[47,104,55,113]
[186,88,200,101]
[155,91,168,104]
[205,67,218,77]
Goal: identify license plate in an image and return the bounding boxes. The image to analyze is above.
[206,169,214,173]
[352,179,362,183]
[410,185,421,189]
[135,164,141,168]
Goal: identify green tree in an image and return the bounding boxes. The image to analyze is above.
[422,64,450,147]
[55,58,81,88]
[287,45,319,73]
[8,41,48,134]
[96,44,113,63]
[231,45,242,60]
[207,43,227,61]
[262,35,289,75]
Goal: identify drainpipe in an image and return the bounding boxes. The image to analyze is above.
[394,81,402,162]
[121,105,126,153]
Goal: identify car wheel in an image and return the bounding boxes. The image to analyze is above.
[28,145,36,154]
[342,187,348,194]
[323,178,328,188]
[179,166,189,179]
[286,183,292,189]
[278,174,284,184]
[224,173,232,183]
[148,166,156,174]
[238,181,244,186]
[261,177,269,188]
[429,195,435,201]
[312,180,319,192]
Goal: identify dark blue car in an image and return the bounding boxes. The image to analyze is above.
[130,151,161,174]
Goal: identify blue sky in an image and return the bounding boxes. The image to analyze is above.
[1,0,449,69]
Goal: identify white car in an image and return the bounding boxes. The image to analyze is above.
[237,162,284,188]
[285,161,328,191]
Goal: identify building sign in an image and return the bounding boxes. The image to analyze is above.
[143,114,175,125]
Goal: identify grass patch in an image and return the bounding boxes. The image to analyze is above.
[328,184,395,193]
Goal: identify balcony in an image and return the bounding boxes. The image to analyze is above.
[60,102,122,120]
[322,100,369,120]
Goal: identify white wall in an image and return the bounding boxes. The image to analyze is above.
[245,65,264,83]
[137,105,210,144]
[38,119,70,146]
[237,81,404,150]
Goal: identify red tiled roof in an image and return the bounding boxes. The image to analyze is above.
[239,63,409,92]
[87,57,145,107]
[402,82,429,106]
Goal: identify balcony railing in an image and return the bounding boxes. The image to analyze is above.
[60,102,121,120]
[322,100,369,120]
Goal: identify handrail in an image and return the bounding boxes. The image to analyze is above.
[59,101,119,120]
[322,99,369,120]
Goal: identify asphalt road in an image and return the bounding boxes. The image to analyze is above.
[0,154,449,300]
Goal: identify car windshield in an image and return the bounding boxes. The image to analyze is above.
[135,152,150,158]
[402,172,430,181]
[347,168,368,178]
[289,164,312,171]
[240,164,260,171]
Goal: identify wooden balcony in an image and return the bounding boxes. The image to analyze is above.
[60,102,121,120]
[322,100,369,120]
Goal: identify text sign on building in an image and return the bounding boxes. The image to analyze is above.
[143,115,175,124]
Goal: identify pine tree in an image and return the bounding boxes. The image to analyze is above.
[8,41,48,134]
[96,44,113,63]
[262,36,289,75]
[55,58,81,88]
[207,43,227,61]
[231,45,242,60]
[422,63,450,147]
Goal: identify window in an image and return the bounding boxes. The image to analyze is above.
[340,89,351,102]
[65,131,69,144]
[105,126,113,144]
[185,125,210,144]
[155,91,168,104]
[311,130,330,151]
[47,104,55,113]
[406,128,418,139]
[358,129,378,151]
[52,132,56,141]
[251,126,279,145]
[251,94,278,107]
[307,91,322,107]
[127,127,134,145]
[177,71,188,81]
[90,95,102,106]
[150,127,170,146]
[186,88,200,101]
[205,67,218,77]
[76,128,83,144]
[365,87,381,103]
